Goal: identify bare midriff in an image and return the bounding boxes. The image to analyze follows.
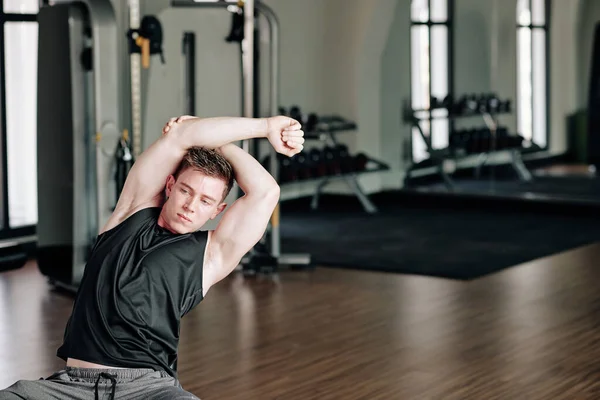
[66,358,127,369]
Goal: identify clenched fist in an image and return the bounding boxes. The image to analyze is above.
[265,116,305,157]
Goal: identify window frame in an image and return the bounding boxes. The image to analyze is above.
[516,0,551,150]
[0,3,37,240]
[409,0,453,163]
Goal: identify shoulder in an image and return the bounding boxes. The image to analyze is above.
[100,198,163,235]
[98,206,161,239]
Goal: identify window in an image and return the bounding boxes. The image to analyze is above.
[517,0,548,148]
[0,1,38,235]
[410,0,451,163]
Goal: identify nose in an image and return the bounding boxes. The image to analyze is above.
[184,198,197,213]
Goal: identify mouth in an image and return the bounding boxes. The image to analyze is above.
[177,213,192,223]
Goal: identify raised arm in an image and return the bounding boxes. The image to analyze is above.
[203,121,305,291]
[100,116,298,234]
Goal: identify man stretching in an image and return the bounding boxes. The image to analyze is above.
[0,115,304,399]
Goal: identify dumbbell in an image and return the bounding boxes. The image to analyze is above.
[442,94,453,108]
[322,146,341,175]
[487,94,500,113]
[354,153,369,171]
[294,151,312,180]
[456,95,468,115]
[507,133,524,149]
[289,105,302,122]
[464,94,479,114]
[481,128,493,152]
[450,129,467,152]
[478,94,490,113]
[430,96,442,109]
[279,154,299,182]
[305,113,319,132]
[495,126,509,149]
[308,148,327,177]
[469,129,480,153]
[498,99,512,113]
[334,144,354,173]
[464,129,478,153]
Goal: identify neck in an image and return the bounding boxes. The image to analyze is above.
[157,210,177,233]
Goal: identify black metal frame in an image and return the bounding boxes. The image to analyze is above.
[182,32,196,115]
[516,0,550,150]
[0,5,37,241]
[408,0,453,163]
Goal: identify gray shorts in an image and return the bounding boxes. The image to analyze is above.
[0,367,200,400]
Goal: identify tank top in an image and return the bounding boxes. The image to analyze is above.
[57,207,208,376]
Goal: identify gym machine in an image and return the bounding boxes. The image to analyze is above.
[37,0,121,291]
[171,0,311,274]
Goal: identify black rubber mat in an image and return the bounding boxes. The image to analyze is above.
[280,192,600,280]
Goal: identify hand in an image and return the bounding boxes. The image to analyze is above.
[266,116,305,157]
[162,115,197,136]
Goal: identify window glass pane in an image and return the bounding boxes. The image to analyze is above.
[430,26,448,100]
[411,0,429,23]
[3,0,38,13]
[5,22,38,227]
[411,25,430,110]
[430,0,448,22]
[532,28,546,147]
[531,0,545,25]
[431,111,449,150]
[517,0,531,26]
[517,27,532,142]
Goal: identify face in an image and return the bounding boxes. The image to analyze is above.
[158,168,228,234]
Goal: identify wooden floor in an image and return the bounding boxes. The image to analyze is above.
[2,243,600,399]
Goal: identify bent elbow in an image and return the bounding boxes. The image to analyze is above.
[262,181,280,206]
[266,182,280,200]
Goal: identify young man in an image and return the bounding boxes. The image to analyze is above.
[0,115,304,400]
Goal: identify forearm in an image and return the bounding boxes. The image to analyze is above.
[172,117,268,149]
[217,143,279,196]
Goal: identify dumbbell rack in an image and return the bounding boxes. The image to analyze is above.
[404,100,533,190]
[282,115,389,214]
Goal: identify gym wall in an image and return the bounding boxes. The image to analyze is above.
[577,0,600,108]
[453,0,518,134]
[550,0,580,155]
[380,0,411,190]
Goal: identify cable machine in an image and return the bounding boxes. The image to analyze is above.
[171,0,311,274]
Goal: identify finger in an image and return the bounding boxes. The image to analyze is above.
[282,130,304,138]
[175,115,195,123]
[284,136,305,145]
[284,119,302,130]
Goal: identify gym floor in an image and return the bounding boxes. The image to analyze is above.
[1,243,599,399]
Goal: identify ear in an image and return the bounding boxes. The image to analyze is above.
[211,202,227,219]
[165,175,176,197]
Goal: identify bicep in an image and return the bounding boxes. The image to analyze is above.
[206,189,279,285]
[103,133,186,233]
[118,134,186,208]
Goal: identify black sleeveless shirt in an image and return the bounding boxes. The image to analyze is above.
[57,207,208,376]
